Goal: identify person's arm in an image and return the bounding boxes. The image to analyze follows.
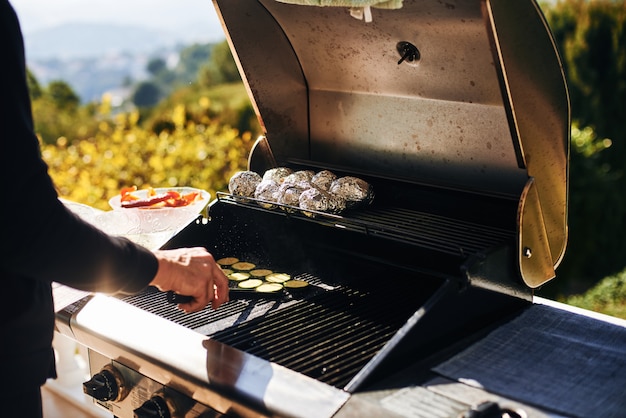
[0,1,229,311]
[1,0,157,295]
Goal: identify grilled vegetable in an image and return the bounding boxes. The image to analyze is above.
[217,257,239,266]
[232,262,256,271]
[229,272,251,281]
[256,283,284,293]
[238,279,263,289]
[284,280,309,289]
[250,269,273,277]
[266,273,291,283]
[221,268,234,276]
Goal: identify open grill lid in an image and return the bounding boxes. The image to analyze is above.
[212,0,569,288]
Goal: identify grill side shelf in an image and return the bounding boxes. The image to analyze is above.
[215,192,514,257]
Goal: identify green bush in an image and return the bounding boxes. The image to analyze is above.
[562,268,626,320]
[541,0,626,290]
[41,97,255,210]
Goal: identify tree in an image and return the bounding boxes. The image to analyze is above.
[211,41,241,84]
[26,69,42,100]
[175,43,212,86]
[48,80,80,109]
[199,41,240,87]
[147,57,167,77]
[540,0,626,292]
[132,81,162,107]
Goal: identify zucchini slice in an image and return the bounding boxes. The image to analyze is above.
[266,273,291,283]
[238,279,263,289]
[229,272,251,281]
[250,269,273,277]
[232,261,256,271]
[221,268,234,276]
[256,283,283,293]
[284,279,309,289]
[217,257,239,266]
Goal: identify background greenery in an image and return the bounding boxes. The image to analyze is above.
[537,0,625,316]
[28,0,626,318]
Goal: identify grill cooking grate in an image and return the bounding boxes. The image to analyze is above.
[209,273,433,389]
[216,193,513,257]
[120,271,434,389]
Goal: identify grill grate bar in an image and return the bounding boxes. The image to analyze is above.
[353,207,512,255]
[244,301,392,362]
[209,278,422,388]
[119,247,439,388]
[215,289,361,348]
[288,324,393,373]
[216,193,513,256]
[120,288,252,329]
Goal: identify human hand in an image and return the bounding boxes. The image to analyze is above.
[149,247,229,312]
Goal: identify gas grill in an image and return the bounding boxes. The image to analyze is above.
[54,0,569,416]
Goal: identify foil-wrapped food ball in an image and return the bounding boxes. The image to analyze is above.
[299,187,345,217]
[262,167,293,183]
[329,176,374,208]
[311,170,337,191]
[283,170,315,185]
[254,179,281,209]
[277,181,311,211]
[228,170,262,198]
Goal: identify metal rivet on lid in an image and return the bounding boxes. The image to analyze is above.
[523,247,532,258]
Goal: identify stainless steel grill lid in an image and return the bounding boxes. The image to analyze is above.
[213,0,569,287]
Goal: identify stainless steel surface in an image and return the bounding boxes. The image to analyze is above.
[68,294,349,418]
[54,1,571,417]
[215,0,568,286]
[218,0,525,194]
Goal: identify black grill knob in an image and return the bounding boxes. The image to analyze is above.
[82,368,119,401]
[82,364,128,402]
[133,395,171,418]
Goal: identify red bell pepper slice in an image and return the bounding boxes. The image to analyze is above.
[121,191,180,208]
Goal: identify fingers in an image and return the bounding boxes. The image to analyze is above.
[152,247,230,313]
[211,262,230,310]
[184,251,229,311]
[179,299,206,313]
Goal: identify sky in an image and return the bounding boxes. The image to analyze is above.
[9,0,222,35]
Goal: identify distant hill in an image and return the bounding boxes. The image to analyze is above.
[23,22,224,60]
[23,22,225,103]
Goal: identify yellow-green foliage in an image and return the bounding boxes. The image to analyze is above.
[562,268,626,320]
[41,98,255,210]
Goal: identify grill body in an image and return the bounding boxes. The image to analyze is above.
[54,0,570,416]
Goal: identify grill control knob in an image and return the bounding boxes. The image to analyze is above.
[82,364,128,402]
[133,393,173,418]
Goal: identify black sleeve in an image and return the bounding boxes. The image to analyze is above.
[0,0,158,295]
